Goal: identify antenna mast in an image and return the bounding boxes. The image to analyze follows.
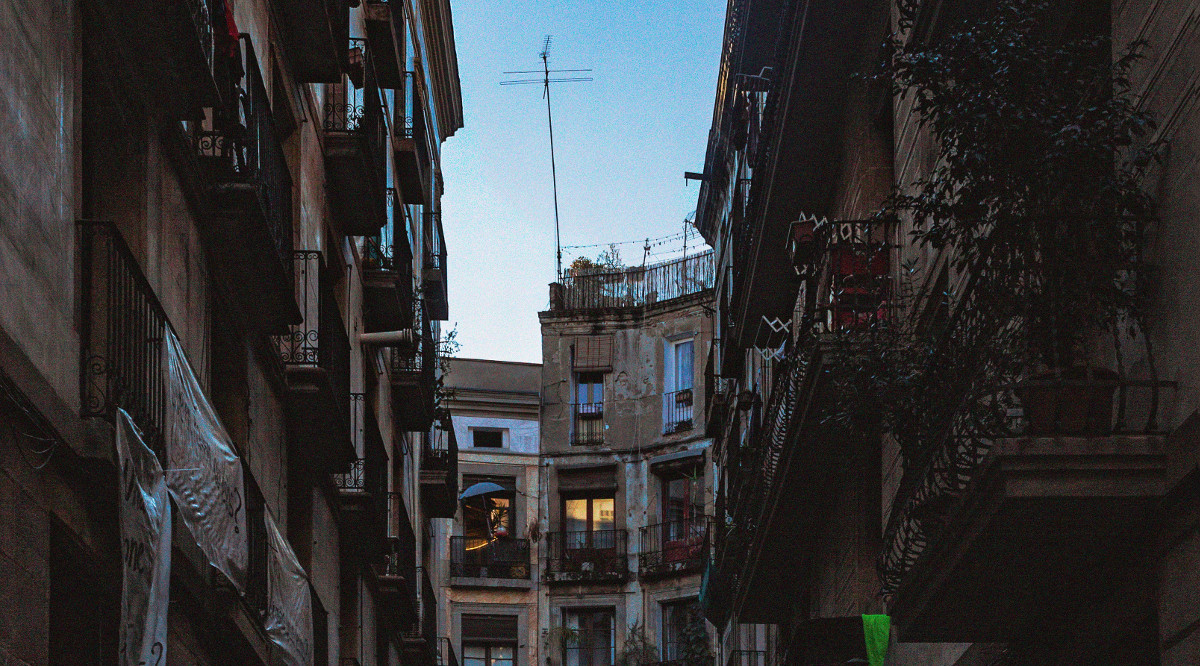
[501,36,592,280]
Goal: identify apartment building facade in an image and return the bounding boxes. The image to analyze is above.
[431,359,543,666]
[537,253,718,666]
[0,0,460,663]
[696,0,1200,664]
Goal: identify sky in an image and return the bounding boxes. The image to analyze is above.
[438,0,726,363]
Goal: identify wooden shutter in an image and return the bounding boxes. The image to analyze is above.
[573,335,614,371]
[462,614,519,642]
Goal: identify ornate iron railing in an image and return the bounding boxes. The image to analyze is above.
[425,413,458,472]
[402,566,437,642]
[389,297,434,381]
[424,211,445,272]
[193,35,294,275]
[553,251,715,312]
[365,188,398,271]
[640,518,711,577]
[545,530,628,581]
[571,402,605,446]
[449,536,532,579]
[79,221,170,457]
[663,389,695,434]
[335,457,368,491]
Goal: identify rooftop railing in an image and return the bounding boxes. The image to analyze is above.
[551,251,715,312]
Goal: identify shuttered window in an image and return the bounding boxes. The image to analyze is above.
[462,614,519,642]
[573,335,614,371]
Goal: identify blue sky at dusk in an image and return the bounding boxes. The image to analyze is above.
[439,0,725,362]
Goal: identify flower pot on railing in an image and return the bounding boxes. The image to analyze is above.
[1015,367,1118,435]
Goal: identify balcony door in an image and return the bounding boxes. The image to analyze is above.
[460,476,516,577]
[662,473,704,560]
[564,495,615,550]
[563,609,614,666]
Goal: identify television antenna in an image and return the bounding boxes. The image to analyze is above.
[501,35,593,279]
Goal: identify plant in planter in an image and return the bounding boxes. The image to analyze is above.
[866,0,1160,439]
[615,622,658,666]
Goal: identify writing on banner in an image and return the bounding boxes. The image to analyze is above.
[163,328,249,592]
[265,512,314,666]
[116,409,171,666]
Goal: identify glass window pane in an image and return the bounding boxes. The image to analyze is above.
[675,341,694,391]
[464,645,487,666]
[492,646,515,661]
[592,498,614,532]
[565,499,588,538]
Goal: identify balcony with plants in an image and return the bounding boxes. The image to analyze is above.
[324,38,389,236]
[837,1,1172,642]
[191,34,300,334]
[544,529,629,584]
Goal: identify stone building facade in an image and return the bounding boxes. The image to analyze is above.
[695,0,1200,664]
[433,359,543,666]
[537,254,718,666]
[0,0,461,663]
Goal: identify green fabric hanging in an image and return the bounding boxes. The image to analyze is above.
[862,614,890,666]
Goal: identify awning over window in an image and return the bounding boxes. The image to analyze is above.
[573,335,614,371]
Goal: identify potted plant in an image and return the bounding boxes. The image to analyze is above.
[874,0,1158,436]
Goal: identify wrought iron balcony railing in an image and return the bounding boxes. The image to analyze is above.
[639,518,711,578]
[193,35,294,274]
[545,530,629,582]
[79,221,170,457]
[571,402,605,446]
[364,188,399,271]
[396,71,432,206]
[449,536,532,580]
[402,566,437,643]
[663,389,695,435]
[551,251,715,312]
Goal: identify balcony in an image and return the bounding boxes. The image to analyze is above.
[639,518,711,580]
[324,39,389,236]
[402,567,439,666]
[334,394,389,557]
[389,299,436,431]
[545,530,629,584]
[663,389,695,435]
[549,251,715,314]
[420,413,459,518]
[449,536,532,583]
[83,0,219,116]
[571,403,605,446]
[395,71,432,206]
[192,36,299,334]
[274,251,355,472]
[362,189,415,333]
[882,384,1170,642]
[363,0,405,88]
[423,211,449,321]
[374,492,420,629]
[79,221,170,456]
[704,342,731,438]
[273,0,348,82]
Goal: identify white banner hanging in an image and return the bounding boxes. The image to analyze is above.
[264,512,314,666]
[116,409,171,666]
[163,328,249,593]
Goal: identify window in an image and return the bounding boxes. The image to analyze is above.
[661,600,697,662]
[563,609,615,666]
[472,428,505,448]
[574,372,606,445]
[664,340,695,433]
[576,372,605,408]
[463,615,518,666]
[563,495,615,549]
[463,476,516,539]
